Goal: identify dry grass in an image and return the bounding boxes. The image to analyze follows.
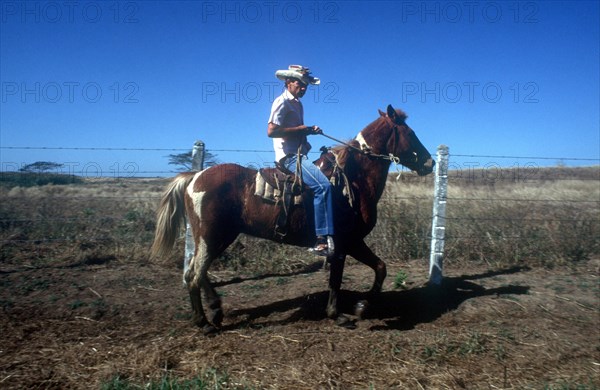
[1,257,598,389]
[373,167,600,268]
[1,167,598,272]
[1,167,599,389]
[0,178,168,268]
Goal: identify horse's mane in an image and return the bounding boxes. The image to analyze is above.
[393,109,408,122]
[362,108,408,137]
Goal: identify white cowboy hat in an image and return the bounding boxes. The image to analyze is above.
[275,65,320,85]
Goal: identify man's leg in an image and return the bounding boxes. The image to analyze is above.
[285,156,334,237]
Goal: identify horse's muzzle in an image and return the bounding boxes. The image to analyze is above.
[417,158,435,176]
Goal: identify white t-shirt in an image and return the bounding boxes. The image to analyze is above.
[268,90,311,161]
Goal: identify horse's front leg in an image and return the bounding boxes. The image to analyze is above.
[327,252,359,328]
[326,252,346,319]
[347,239,387,295]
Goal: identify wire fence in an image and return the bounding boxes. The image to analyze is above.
[2,145,599,177]
[1,145,598,267]
[3,145,600,160]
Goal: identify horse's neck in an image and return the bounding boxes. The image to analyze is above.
[354,124,392,200]
[355,157,391,202]
[356,119,390,153]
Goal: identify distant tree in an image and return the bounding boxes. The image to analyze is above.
[19,161,64,173]
[167,151,218,171]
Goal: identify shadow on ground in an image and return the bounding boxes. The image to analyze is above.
[224,266,530,331]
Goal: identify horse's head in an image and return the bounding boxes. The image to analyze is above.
[358,104,434,176]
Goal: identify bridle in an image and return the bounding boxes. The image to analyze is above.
[351,116,419,168]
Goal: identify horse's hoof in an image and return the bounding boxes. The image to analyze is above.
[202,324,220,337]
[326,306,338,319]
[354,300,368,320]
[369,284,383,294]
[192,316,207,328]
[335,315,356,329]
[210,310,224,328]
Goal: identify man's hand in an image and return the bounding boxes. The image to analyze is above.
[306,125,322,135]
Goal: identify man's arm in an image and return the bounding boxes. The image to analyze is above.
[267,123,320,138]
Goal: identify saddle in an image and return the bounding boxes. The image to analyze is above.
[254,161,303,238]
[254,148,354,239]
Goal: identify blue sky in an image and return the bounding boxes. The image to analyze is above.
[1,0,599,177]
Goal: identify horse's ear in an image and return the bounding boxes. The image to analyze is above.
[387,104,396,119]
[378,109,386,117]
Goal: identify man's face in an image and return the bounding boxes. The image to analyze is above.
[287,78,307,98]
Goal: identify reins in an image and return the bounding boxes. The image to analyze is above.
[319,132,401,164]
[319,117,418,180]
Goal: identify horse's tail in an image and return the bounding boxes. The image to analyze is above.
[151,172,196,259]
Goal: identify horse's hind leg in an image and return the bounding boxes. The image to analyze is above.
[185,246,211,330]
[186,227,239,332]
[185,238,223,334]
[203,275,223,327]
[347,239,387,294]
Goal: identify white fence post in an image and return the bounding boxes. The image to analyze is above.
[429,145,449,285]
[183,141,205,284]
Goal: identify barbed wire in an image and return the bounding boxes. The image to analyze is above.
[1,146,598,251]
[0,193,597,205]
[0,146,190,152]
[450,154,599,162]
[1,215,595,226]
[2,146,599,162]
[0,227,593,245]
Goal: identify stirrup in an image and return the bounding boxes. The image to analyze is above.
[327,236,335,253]
[309,243,329,257]
[308,236,334,257]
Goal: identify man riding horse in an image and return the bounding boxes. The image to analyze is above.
[268,65,335,256]
[151,64,435,332]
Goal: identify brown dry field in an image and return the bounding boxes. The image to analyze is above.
[1,168,599,389]
[1,253,599,389]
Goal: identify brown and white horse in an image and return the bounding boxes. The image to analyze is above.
[151,104,434,333]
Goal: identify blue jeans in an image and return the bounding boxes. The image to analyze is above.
[284,155,334,237]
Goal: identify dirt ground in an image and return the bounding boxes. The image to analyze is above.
[1,254,599,389]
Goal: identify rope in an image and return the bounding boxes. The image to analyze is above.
[319,132,401,163]
[319,133,364,153]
